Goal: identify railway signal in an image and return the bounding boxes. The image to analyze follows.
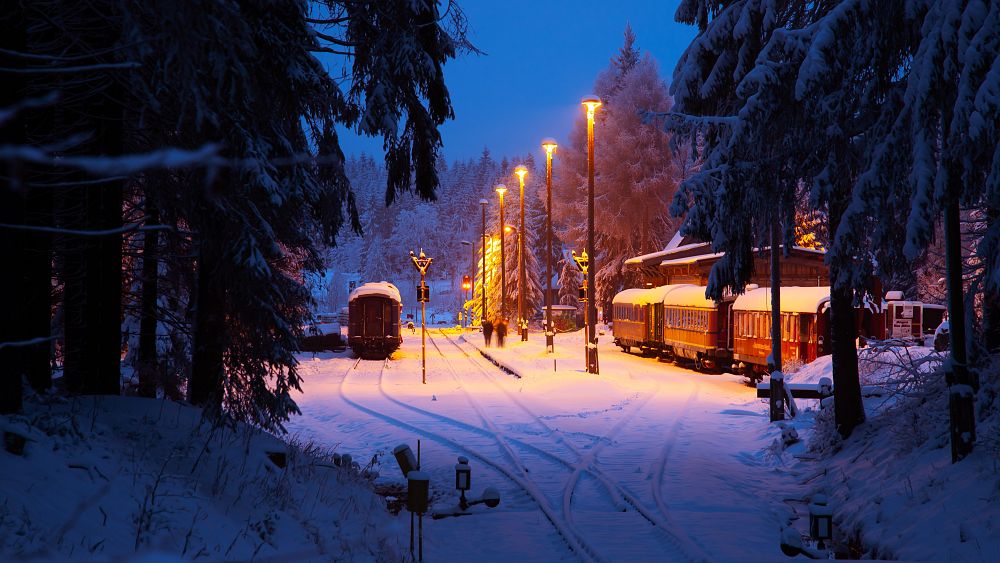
[572,250,598,374]
[409,249,433,385]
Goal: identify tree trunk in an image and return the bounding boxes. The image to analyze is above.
[982,204,1000,355]
[60,0,124,396]
[189,238,226,411]
[136,201,160,397]
[829,191,865,438]
[0,4,28,413]
[944,196,976,463]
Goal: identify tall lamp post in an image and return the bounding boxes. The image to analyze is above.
[409,249,433,384]
[495,185,507,322]
[582,95,601,374]
[514,165,529,341]
[542,138,557,353]
[480,199,488,320]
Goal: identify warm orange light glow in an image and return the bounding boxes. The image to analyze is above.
[541,138,557,154]
[582,94,602,119]
[504,225,513,233]
[514,165,528,183]
[495,184,507,197]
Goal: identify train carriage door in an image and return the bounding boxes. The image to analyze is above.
[719,301,732,351]
[800,314,814,361]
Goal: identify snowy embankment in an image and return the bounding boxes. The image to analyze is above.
[784,344,1000,560]
[1,395,400,561]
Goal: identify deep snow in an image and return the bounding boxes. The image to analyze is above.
[4,329,996,561]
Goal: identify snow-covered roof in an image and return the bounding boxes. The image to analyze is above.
[659,252,724,267]
[540,305,578,311]
[662,285,717,308]
[612,288,649,305]
[733,286,830,313]
[643,283,688,303]
[623,232,708,265]
[349,281,402,304]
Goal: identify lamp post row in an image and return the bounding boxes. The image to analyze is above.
[456,96,601,373]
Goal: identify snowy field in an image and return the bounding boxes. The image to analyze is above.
[288,327,812,562]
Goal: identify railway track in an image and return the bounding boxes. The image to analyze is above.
[428,330,712,562]
[338,354,600,562]
[336,331,711,562]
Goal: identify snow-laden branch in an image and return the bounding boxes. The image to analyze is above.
[645,110,738,127]
[0,336,56,350]
[0,91,58,125]
[0,62,141,74]
[0,143,220,175]
[0,222,174,237]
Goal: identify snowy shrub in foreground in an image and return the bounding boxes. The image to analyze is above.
[804,351,1000,560]
[0,396,401,561]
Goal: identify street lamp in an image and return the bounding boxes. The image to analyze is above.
[514,164,529,342]
[581,94,601,374]
[409,249,433,384]
[542,138,557,353]
[495,185,507,323]
[480,199,488,320]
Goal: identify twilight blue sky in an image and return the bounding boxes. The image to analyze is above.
[337,0,697,162]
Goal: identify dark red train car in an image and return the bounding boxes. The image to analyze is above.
[732,286,831,379]
[348,282,402,360]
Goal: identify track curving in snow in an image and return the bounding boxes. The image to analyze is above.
[430,330,713,563]
[337,353,599,562]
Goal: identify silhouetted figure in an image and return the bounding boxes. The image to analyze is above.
[495,319,508,348]
[483,319,494,347]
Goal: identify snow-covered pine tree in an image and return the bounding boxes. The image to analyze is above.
[552,27,682,316]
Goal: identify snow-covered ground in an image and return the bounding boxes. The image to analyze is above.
[5,331,995,561]
[289,327,811,562]
[0,395,400,561]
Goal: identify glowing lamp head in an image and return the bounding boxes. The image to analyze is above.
[582,94,602,118]
[504,225,513,233]
[541,138,558,155]
[495,184,507,197]
[514,165,528,183]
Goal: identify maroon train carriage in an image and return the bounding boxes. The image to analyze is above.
[348,282,403,360]
[659,284,730,370]
[732,286,831,380]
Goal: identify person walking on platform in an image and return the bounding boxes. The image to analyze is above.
[495,319,508,348]
[483,319,494,347]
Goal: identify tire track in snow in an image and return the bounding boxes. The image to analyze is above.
[337,356,597,563]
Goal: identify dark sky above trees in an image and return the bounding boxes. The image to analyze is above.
[335,0,697,160]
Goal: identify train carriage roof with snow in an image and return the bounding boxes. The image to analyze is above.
[612,288,649,305]
[661,284,718,308]
[349,281,402,305]
[733,286,831,314]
